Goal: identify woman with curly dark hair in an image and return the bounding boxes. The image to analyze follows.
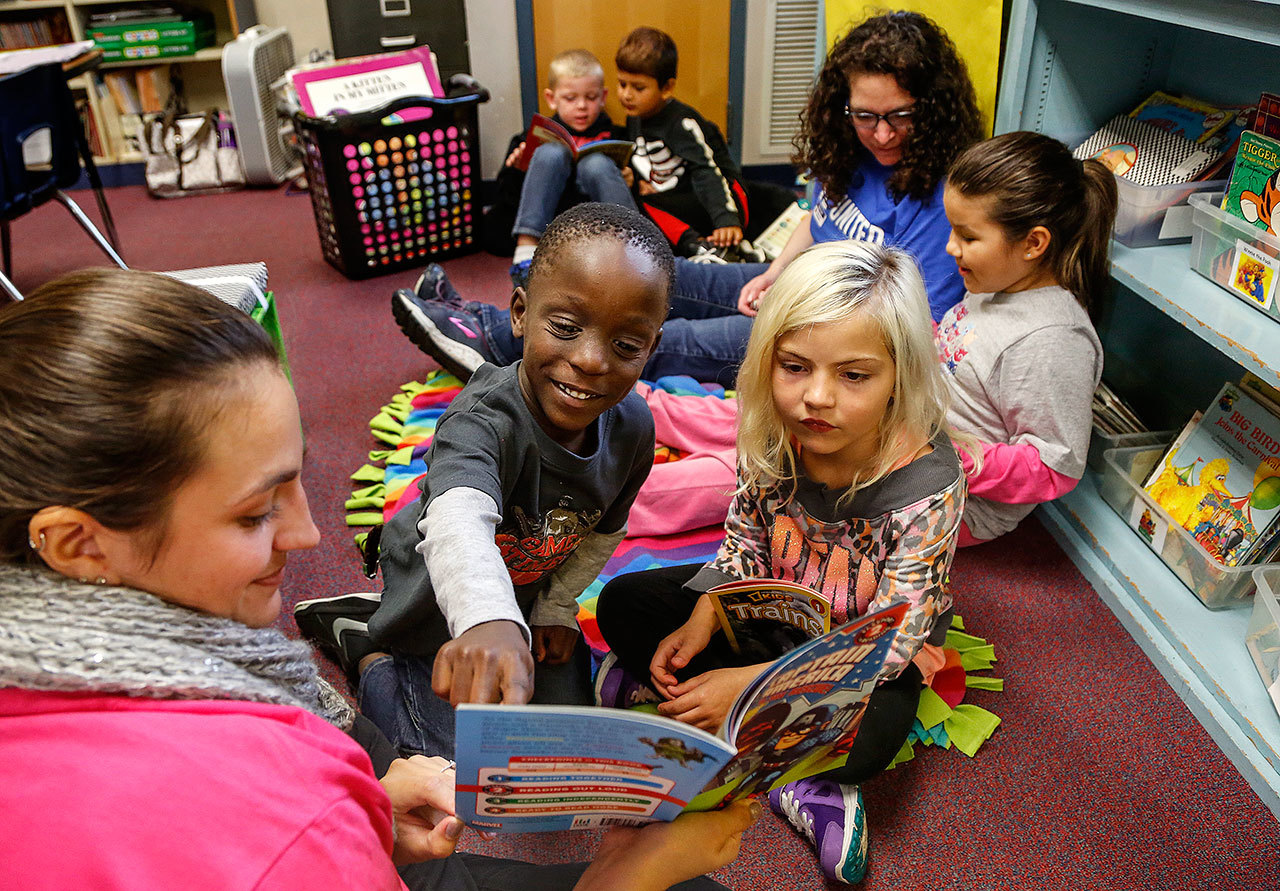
[400,11,982,387]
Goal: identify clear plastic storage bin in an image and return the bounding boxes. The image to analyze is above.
[1113,176,1226,248]
[1248,567,1280,716]
[1188,191,1280,322]
[1086,424,1176,473]
[1099,442,1280,608]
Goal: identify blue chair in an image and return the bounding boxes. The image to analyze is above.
[0,61,125,301]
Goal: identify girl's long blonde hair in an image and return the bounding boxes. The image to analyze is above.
[736,240,960,499]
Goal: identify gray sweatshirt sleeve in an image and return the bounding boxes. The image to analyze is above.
[530,527,627,628]
[416,486,530,646]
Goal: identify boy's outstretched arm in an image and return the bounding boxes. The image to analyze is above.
[419,486,535,704]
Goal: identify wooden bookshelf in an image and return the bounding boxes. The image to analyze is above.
[0,0,250,164]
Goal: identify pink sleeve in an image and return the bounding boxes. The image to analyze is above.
[961,440,1079,505]
[254,795,405,890]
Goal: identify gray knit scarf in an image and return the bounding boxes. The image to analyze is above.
[0,563,354,731]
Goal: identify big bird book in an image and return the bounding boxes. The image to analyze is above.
[453,602,907,833]
[1141,382,1280,566]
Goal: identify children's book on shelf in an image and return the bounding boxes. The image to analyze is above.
[1139,382,1280,566]
[705,577,831,661]
[453,602,909,832]
[514,113,633,172]
[1129,91,1235,146]
[1221,130,1280,236]
[1252,93,1280,141]
[289,45,444,119]
[1073,113,1222,186]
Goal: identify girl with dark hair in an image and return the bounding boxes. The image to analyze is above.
[939,130,1118,545]
[399,10,983,387]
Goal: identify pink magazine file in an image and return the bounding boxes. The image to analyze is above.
[292,45,445,122]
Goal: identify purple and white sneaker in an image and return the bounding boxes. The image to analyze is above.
[769,778,868,884]
[392,287,492,382]
[593,651,662,709]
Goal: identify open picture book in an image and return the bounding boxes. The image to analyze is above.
[453,601,907,832]
[515,113,633,172]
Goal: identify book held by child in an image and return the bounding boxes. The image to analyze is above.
[514,112,633,171]
[453,602,908,832]
[705,577,831,660]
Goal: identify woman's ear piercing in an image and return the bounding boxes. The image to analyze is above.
[78,577,90,584]
[95,577,109,586]
[27,532,45,551]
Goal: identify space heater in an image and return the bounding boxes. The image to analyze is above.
[222,25,297,185]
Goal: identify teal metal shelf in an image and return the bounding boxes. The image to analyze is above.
[1110,243,1280,389]
[1038,475,1280,819]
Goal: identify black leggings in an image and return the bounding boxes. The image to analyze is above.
[596,564,922,786]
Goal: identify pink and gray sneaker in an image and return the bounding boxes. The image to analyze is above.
[391,287,492,382]
[769,777,868,884]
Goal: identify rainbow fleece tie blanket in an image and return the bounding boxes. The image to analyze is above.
[345,371,1002,765]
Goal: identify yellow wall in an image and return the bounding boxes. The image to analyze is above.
[530,2,732,131]
[825,2,1003,135]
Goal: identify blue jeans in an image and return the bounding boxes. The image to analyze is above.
[512,143,635,239]
[471,258,767,386]
[358,640,594,759]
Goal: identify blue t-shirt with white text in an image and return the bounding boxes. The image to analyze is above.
[809,161,961,322]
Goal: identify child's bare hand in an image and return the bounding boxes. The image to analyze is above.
[433,620,534,705]
[620,167,635,188]
[737,269,778,316]
[532,624,579,665]
[649,595,719,695]
[575,799,760,890]
[656,664,761,732]
[709,226,743,247]
[638,179,657,196]
[505,142,526,168]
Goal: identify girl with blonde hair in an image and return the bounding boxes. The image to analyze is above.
[596,240,970,884]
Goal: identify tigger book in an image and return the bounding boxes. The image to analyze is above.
[1222,130,1280,235]
[452,602,907,833]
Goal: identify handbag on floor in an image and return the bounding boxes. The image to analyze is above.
[143,108,245,198]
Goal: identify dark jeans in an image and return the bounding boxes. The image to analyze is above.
[358,639,594,760]
[596,563,923,785]
[469,258,761,387]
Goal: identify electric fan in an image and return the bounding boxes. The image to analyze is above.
[222,25,297,185]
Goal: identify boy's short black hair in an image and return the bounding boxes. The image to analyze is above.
[528,203,675,309]
[615,26,678,84]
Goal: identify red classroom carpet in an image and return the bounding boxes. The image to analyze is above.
[8,185,1280,890]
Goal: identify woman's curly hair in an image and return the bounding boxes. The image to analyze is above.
[794,10,982,202]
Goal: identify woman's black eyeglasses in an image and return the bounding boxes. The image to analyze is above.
[844,105,915,132]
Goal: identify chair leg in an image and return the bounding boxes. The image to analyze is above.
[54,191,126,269]
[74,112,121,249]
[1,220,9,277]
[0,266,22,302]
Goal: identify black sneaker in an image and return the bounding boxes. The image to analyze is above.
[413,263,466,309]
[294,592,382,684]
[391,288,492,382]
